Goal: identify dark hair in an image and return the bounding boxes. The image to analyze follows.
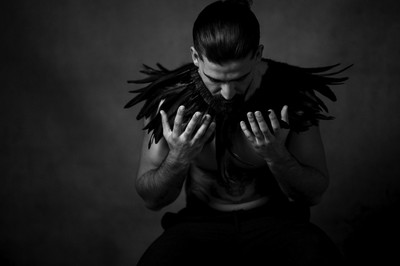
[192,0,260,64]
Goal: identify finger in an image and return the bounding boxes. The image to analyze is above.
[280,105,290,129]
[183,112,202,138]
[240,120,255,143]
[247,112,264,141]
[269,109,281,133]
[172,105,185,136]
[160,110,171,135]
[192,114,211,141]
[200,121,216,144]
[255,111,273,140]
[281,105,289,123]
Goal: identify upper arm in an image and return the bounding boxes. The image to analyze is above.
[137,118,169,178]
[286,126,329,178]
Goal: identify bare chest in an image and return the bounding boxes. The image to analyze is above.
[189,128,272,203]
[193,127,266,170]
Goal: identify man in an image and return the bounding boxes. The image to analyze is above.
[126,0,350,265]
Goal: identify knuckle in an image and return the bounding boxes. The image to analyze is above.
[170,134,178,142]
[255,143,264,150]
[180,134,188,142]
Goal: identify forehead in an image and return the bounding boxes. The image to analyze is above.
[201,55,255,76]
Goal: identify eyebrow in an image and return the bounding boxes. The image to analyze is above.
[203,70,251,83]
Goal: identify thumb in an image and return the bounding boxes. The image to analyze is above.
[281,105,289,123]
[280,105,290,129]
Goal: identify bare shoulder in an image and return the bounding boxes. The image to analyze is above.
[286,126,329,177]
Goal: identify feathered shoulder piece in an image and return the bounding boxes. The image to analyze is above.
[124,63,214,148]
[241,58,353,132]
[124,59,352,148]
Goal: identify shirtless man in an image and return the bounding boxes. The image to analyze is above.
[131,1,345,265]
[138,52,327,210]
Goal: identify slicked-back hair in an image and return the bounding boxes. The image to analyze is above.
[193,0,260,64]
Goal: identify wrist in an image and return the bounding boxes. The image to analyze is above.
[265,150,301,177]
[166,151,192,167]
[265,148,293,166]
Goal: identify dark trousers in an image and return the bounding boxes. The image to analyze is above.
[137,198,344,266]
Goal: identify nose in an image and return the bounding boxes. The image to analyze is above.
[220,83,236,100]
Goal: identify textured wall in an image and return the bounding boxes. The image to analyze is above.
[2,0,400,265]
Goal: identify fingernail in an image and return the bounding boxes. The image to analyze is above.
[255,111,261,116]
[201,114,209,122]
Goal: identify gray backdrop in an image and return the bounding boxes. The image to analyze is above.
[2,0,400,265]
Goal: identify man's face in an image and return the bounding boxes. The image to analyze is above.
[191,47,262,102]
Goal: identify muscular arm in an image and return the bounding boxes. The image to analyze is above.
[136,135,190,211]
[268,126,329,205]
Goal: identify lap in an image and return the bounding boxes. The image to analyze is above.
[138,200,344,266]
[137,218,236,266]
[239,220,344,265]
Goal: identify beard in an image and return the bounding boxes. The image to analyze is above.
[192,70,250,120]
[208,93,245,116]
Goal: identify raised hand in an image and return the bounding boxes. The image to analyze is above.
[240,105,290,163]
[160,105,216,164]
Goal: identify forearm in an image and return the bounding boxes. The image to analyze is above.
[267,150,329,205]
[136,153,190,210]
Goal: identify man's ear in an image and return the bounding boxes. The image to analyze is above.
[255,45,264,61]
[190,47,200,66]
